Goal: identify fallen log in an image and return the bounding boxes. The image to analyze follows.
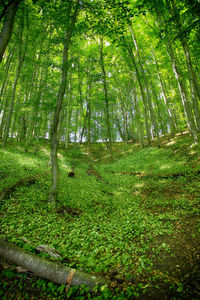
[0,239,108,291]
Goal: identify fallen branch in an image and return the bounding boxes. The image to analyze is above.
[0,239,108,290]
[0,171,49,201]
[36,244,62,258]
[110,169,200,179]
[111,171,144,176]
[21,237,62,258]
[86,164,103,181]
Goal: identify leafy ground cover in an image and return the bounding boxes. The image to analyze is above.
[0,133,200,299]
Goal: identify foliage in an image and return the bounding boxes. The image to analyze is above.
[0,133,200,298]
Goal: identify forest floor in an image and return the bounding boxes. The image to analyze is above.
[0,132,200,299]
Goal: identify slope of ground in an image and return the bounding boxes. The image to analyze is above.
[0,133,200,299]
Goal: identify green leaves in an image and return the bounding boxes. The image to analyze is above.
[0,135,200,298]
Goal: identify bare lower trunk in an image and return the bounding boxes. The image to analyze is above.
[48,1,79,204]
[166,36,198,142]
[181,40,200,132]
[165,0,200,136]
[130,28,160,145]
[0,49,14,111]
[2,54,25,146]
[132,85,144,148]
[124,37,151,145]
[99,36,113,158]
[152,48,176,136]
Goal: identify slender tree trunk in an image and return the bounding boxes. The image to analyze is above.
[99,36,113,158]
[25,63,42,150]
[0,48,14,112]
[168,0,200,132]
[119,93,128,144]
[2,55,25,146]
[155,11,198,142]
[166,36,198,142]
[115,114,125,141]
[150,81,168,136]
[48,1,79,205]
[79,107,88,145]
[132,85,144,148]
[74,108,79,145]
[0,89,11,138]
[65,79,73,149]
[124,37,151,145]
[130,28,160,145]
[18,77,29,141]
[152,48,176,136]
[0,0,19,63]
[2,21,26,147]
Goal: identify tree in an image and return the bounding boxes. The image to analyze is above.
[48,0,80,205]
[0,0,20,63]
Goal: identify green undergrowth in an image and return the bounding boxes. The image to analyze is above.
[0,133,200,299]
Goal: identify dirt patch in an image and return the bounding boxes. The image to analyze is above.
[143,215,200,298]
[55,205,83,217]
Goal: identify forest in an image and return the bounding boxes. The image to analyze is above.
[0,0,200,298]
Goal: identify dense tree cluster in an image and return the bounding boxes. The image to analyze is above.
[0,0,199,203]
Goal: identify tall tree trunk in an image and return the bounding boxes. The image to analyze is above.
[152,48,176,136]
[155,11,198,142]
[124,37,151,146]
[150,80,168,136]
[79,107,88,145]
[166,35,198,142]
[2,54,25,146]
[65,78,73,149]
[168,0,200,132]
[0,89,11,138]
[99,36,113,158]
[132,85,144,148]
[2,17,26,147]
[0,48,14,112]
[48,0,79,205]
[130,28,160,145]
[0,0,19,63]
[131,51,151,145]
[25,61,42,150]
[119,93,128,144]
[115,114,125,141]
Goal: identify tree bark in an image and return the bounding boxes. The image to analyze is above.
[166,35,198,142]
[65,78,73,149]
[168,0,200,132]
[0,0,19,63]
[152,48,176,136]
[99,36,113,158]
[0,48,14,112]
[2,50,25,146]
[130,28,160,145]
[131,84,144,148]
[124,37,151,146]
[0,239,108,290]
[48,0,79,205]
